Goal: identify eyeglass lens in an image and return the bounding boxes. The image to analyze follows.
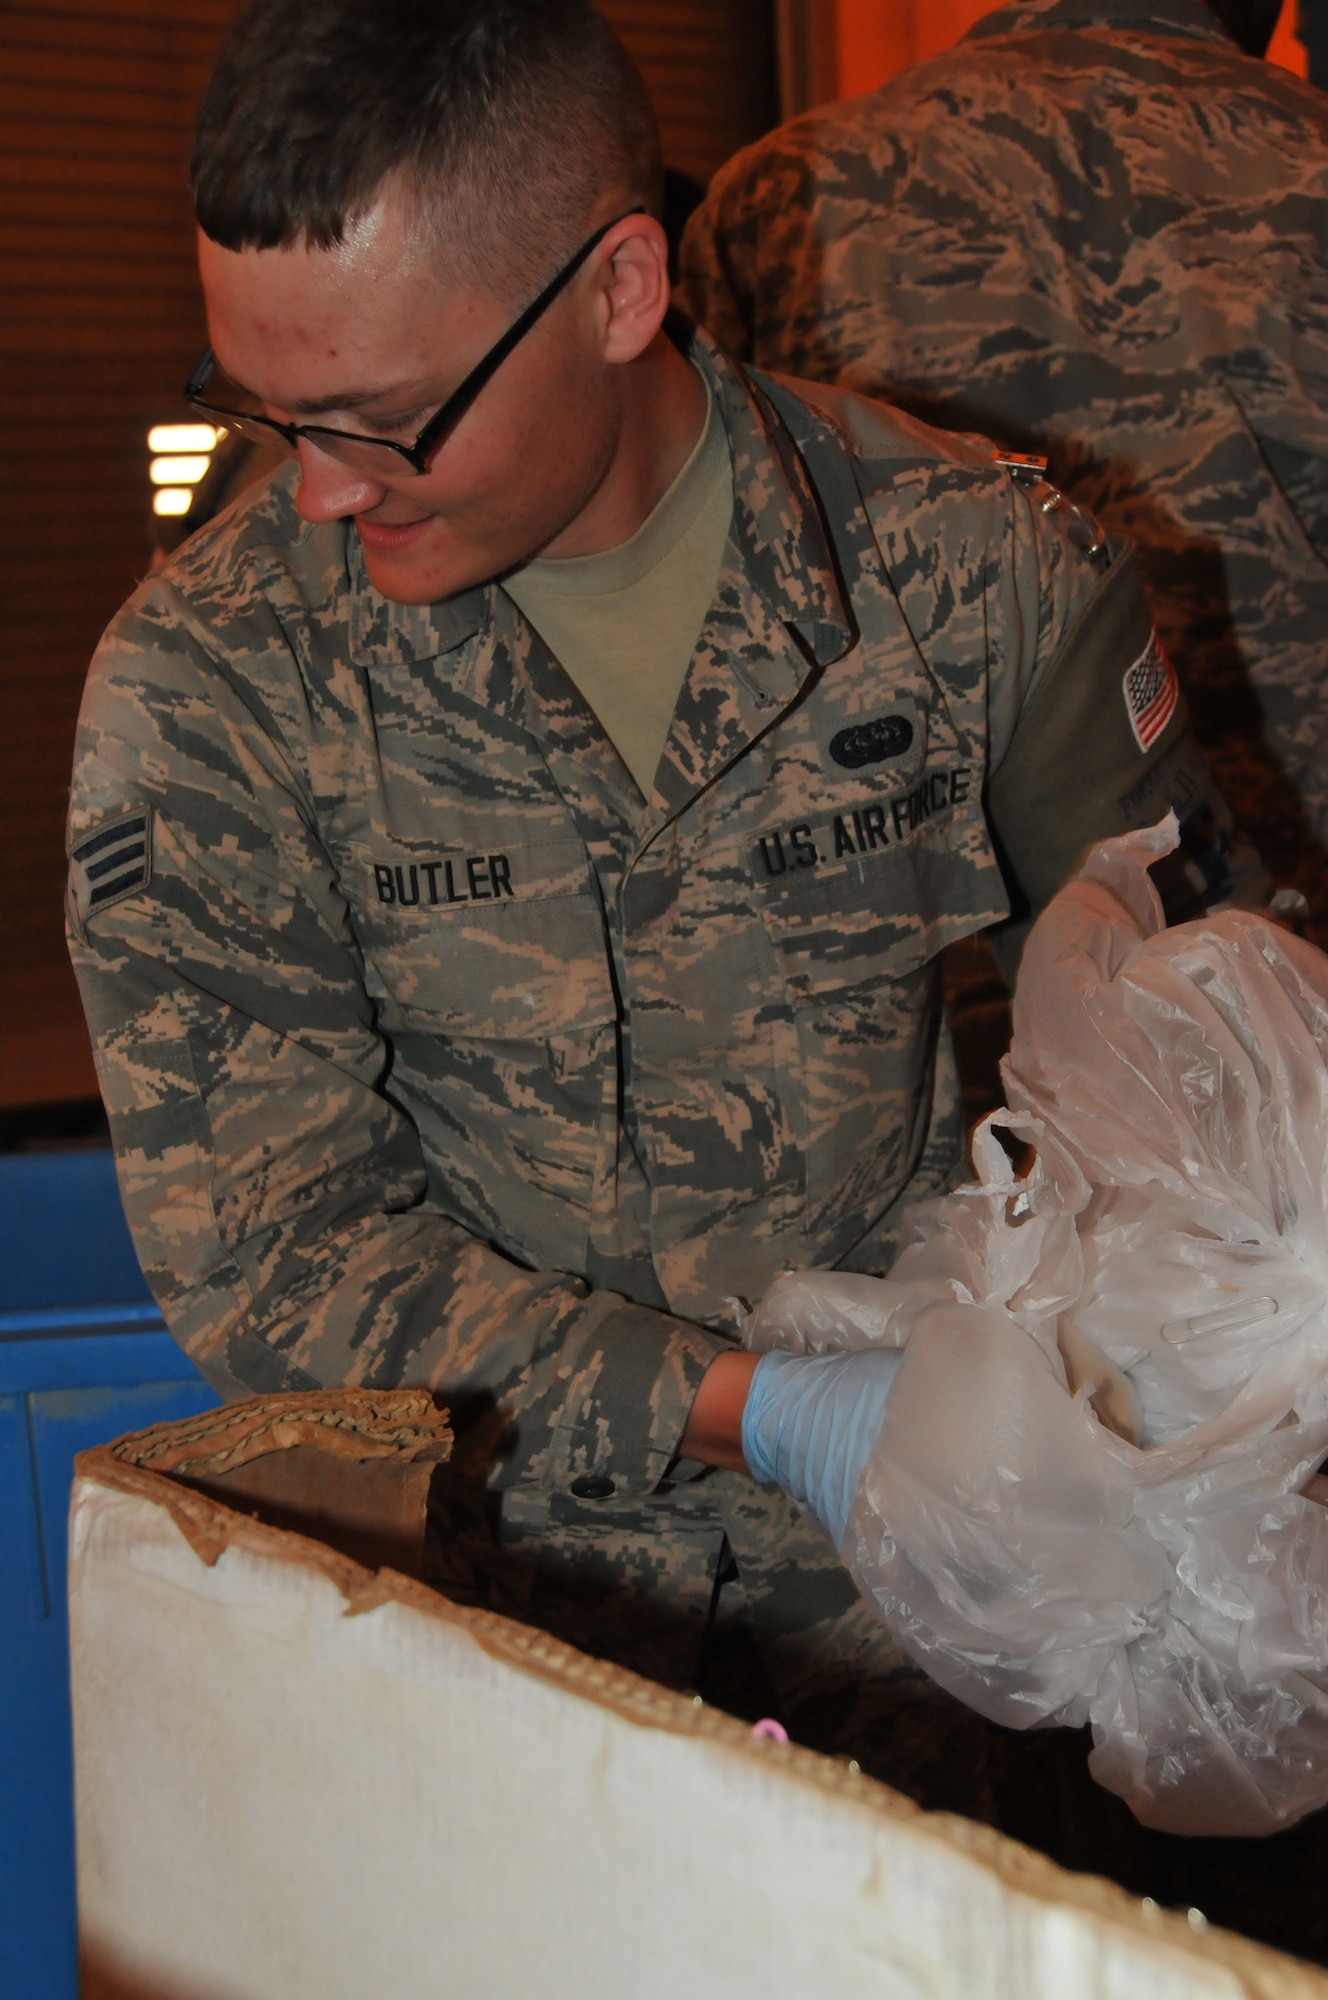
[193,384,420,473]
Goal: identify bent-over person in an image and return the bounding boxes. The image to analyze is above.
[68,0,1250,1819]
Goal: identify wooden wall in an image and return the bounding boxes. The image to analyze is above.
[605,1,779,185]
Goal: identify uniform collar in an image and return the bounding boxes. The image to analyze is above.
[690,323,853,670]
[964,0,1233,44]
[347,534,486,669]
[347,323,854,676]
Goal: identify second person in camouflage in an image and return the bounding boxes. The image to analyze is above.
[680,0,1328,934]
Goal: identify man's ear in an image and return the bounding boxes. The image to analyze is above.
[598,214,671,364]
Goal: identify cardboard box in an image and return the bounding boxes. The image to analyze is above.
[70,1393,1328,2000]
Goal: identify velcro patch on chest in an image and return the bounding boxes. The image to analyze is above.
[69,807,153,923]
[826,712,915,770]
[1123,632,1179,752]
[371,852,515,908]
[813,695,923,783]
[349,833,592,927]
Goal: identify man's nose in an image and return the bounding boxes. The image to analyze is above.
[293,438,388,524]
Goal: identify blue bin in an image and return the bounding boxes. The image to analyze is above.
[0,1150,218,2000]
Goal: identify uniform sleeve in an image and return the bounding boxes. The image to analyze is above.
[985,479,1266,924]
[66,595,725,1501]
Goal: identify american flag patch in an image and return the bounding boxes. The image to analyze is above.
[1122,632,1179,752]
[70,808,152,923]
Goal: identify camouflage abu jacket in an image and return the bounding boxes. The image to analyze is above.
[67,333,1223,1670]
[679,0,1328,927]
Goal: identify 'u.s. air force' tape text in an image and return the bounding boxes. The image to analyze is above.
[755,766,975,879]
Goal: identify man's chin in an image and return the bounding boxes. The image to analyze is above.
[356,529,491,608]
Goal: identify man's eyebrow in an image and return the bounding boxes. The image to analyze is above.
[284,380,430,417]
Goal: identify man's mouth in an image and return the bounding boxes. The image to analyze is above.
[355,515,433,553]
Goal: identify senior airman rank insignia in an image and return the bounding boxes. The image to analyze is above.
[70,807,153,923]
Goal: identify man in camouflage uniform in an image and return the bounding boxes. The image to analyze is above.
[680,0,1328,936]
[67,0,1245,1812]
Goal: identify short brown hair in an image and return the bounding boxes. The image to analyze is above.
[191,0,662,293]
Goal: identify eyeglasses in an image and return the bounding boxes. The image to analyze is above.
[184,206,647,477]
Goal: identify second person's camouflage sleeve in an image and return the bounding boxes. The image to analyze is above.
[67,589,725,1499]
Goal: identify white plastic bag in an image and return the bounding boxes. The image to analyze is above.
[742,818,1328,1836]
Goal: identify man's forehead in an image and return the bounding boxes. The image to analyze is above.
[197,208,503,404]
[199,199,460,315]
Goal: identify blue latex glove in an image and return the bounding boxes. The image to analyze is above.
[740,1347,902,1552]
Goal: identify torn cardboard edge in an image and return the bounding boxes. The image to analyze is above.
[74,1395,1328,2000]
[100,1386,452,1580]
[107,1384,454,1478]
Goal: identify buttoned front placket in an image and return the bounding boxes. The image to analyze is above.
[459,586,666,1302]
[609,355,864,1318]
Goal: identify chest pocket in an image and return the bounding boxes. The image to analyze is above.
[345,834,616,1038]
[750,760,1005,1002]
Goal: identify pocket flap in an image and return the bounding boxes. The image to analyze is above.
[751,779,1006,999]
[346,838,616,1036]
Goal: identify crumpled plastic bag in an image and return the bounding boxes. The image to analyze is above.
[740,817,1328,1836]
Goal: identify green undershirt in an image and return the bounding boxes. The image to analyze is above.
[503,370,734,804]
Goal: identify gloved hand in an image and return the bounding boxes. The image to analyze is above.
[740,1347,902,1552]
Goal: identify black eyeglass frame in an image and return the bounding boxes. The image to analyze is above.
[184,206,648,475]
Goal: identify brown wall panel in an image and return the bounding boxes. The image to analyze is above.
[603,0,778,185]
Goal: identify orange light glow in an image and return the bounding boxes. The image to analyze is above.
[149,455,211,487]
[1268,1,1308,77]
[147,423,221,454]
